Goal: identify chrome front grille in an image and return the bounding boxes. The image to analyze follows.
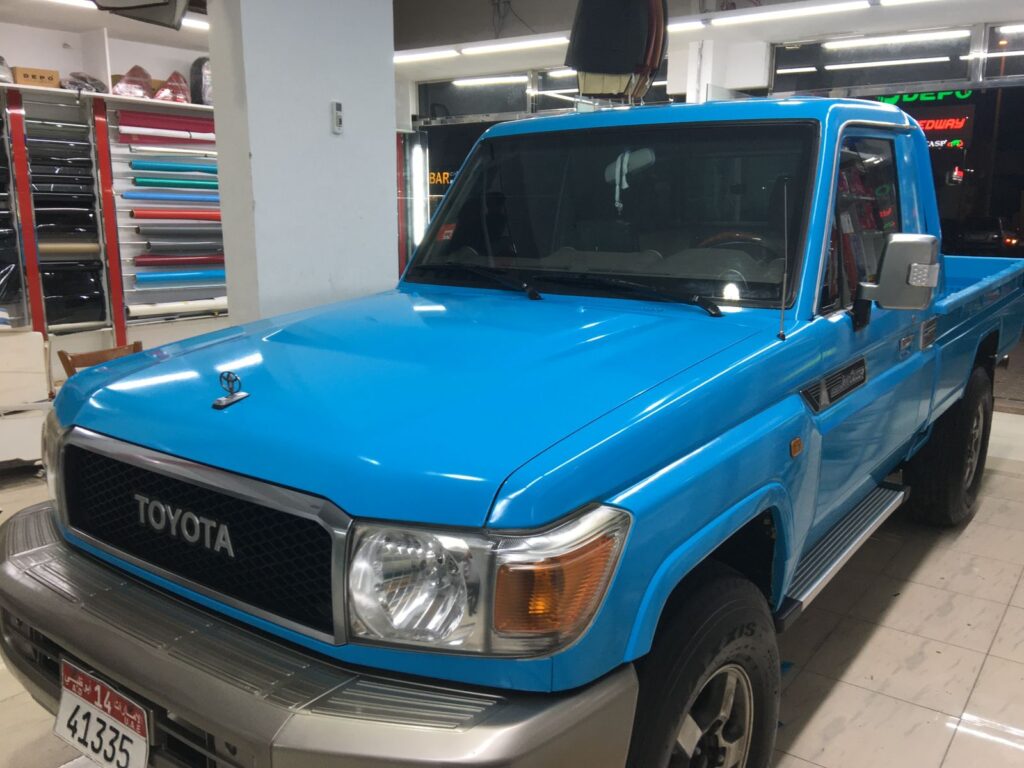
[57,428,350,643]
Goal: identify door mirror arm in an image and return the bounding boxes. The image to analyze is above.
[851,298,872,330]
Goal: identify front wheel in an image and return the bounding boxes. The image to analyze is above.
[626,566,779,768]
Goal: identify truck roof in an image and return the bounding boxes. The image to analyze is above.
[483,97,913,139]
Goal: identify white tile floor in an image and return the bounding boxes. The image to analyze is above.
[1,414,1023,768]
[774,412,1024,768]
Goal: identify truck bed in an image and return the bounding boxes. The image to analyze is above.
[939,255,1024,312]
[932,255,1024,420]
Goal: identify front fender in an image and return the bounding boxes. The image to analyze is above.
[586,394,817,668]
[622,484,794,660]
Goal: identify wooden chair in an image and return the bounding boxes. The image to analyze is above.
[58,342,143,379]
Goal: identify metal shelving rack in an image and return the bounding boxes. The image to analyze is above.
[0,83,226,351]
[0,95,29,329]
[106,102,226,320]
[22,90,110,336]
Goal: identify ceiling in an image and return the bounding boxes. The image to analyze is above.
[2,0,1023,76]
[0,0,208,49]
[395,0,1024,83]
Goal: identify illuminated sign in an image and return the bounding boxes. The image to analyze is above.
[891,102,975,152]
[877,90,973,104]
[918,117,968,131]
[928,138,966,151]
[424,122,494,197]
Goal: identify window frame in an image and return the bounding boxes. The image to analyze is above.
[814,124,915,318]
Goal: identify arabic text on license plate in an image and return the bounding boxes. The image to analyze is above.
[54,660,150,768]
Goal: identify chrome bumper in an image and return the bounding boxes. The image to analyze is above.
[0,503,638,768]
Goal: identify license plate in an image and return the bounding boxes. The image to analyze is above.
[54,660,150,768]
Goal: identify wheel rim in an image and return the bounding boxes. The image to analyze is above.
[963,401,985,488]
[673,663,754,768]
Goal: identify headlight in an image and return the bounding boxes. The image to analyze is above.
[348,505,630,656]
[349,529,473,644]
[41,409,64,500]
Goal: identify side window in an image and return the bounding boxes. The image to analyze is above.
[820,137,901,313]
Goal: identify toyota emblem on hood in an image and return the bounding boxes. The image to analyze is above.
[212,371,249,410]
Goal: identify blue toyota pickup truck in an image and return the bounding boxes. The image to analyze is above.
[3,98,1024,768]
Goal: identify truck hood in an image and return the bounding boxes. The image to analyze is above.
[59,286,762,527]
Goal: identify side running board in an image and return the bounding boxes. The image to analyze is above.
[775,483,906,632]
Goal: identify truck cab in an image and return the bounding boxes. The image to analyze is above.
[2,98,1023,768]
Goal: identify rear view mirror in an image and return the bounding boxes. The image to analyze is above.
[858,233,939,311]
[604,148,656,184]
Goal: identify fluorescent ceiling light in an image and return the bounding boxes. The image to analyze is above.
[651,80,668,86]
[44,0,96,8]
[776,66,818,74]
[181,14,209,31]
[667,20,706,32]
[536,88,579,95]
[537,91,588,105]
[548,68,577,78]
[453,75,529,87]
[711,1,869,27]
[961,50,1024,60]
[394,49,460,63]
[461,36,569,55]
[825,55,950,70]
[824,29,969,49]
[998,24,1024,34]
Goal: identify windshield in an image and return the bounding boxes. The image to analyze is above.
[407,121,817,306]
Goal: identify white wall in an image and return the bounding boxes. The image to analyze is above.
[723,42,770,91]
[0,21,86,74]
[209,0,398,322]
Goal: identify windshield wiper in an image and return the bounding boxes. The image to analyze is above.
[529,272,722,317]
[413,263,542,300]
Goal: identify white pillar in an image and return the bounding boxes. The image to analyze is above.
[667,36,771,104]
[208,0,398,322]
[686,40,725,104]
[665,37,721,104]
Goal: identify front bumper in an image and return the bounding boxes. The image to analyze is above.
[0,503,638,768]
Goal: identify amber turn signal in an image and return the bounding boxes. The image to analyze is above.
[494,534,618,637]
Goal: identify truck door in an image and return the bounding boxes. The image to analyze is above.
[809,132,933,540]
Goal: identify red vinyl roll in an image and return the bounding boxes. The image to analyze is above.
[136,254,225,266]
[118,110,215,134]
[130,208,221,221]
[120,131,214,146]
[118,110,215,145]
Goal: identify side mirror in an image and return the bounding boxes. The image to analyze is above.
[858,233,940,312]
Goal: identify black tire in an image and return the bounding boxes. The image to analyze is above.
[904,365,993,527]
[626,565,779,768]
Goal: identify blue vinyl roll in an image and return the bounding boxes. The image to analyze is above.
[122,190,221,203]
[135,269,225,285]
[129,160,218,174]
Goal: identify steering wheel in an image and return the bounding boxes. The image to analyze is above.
[696,231,780,261]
